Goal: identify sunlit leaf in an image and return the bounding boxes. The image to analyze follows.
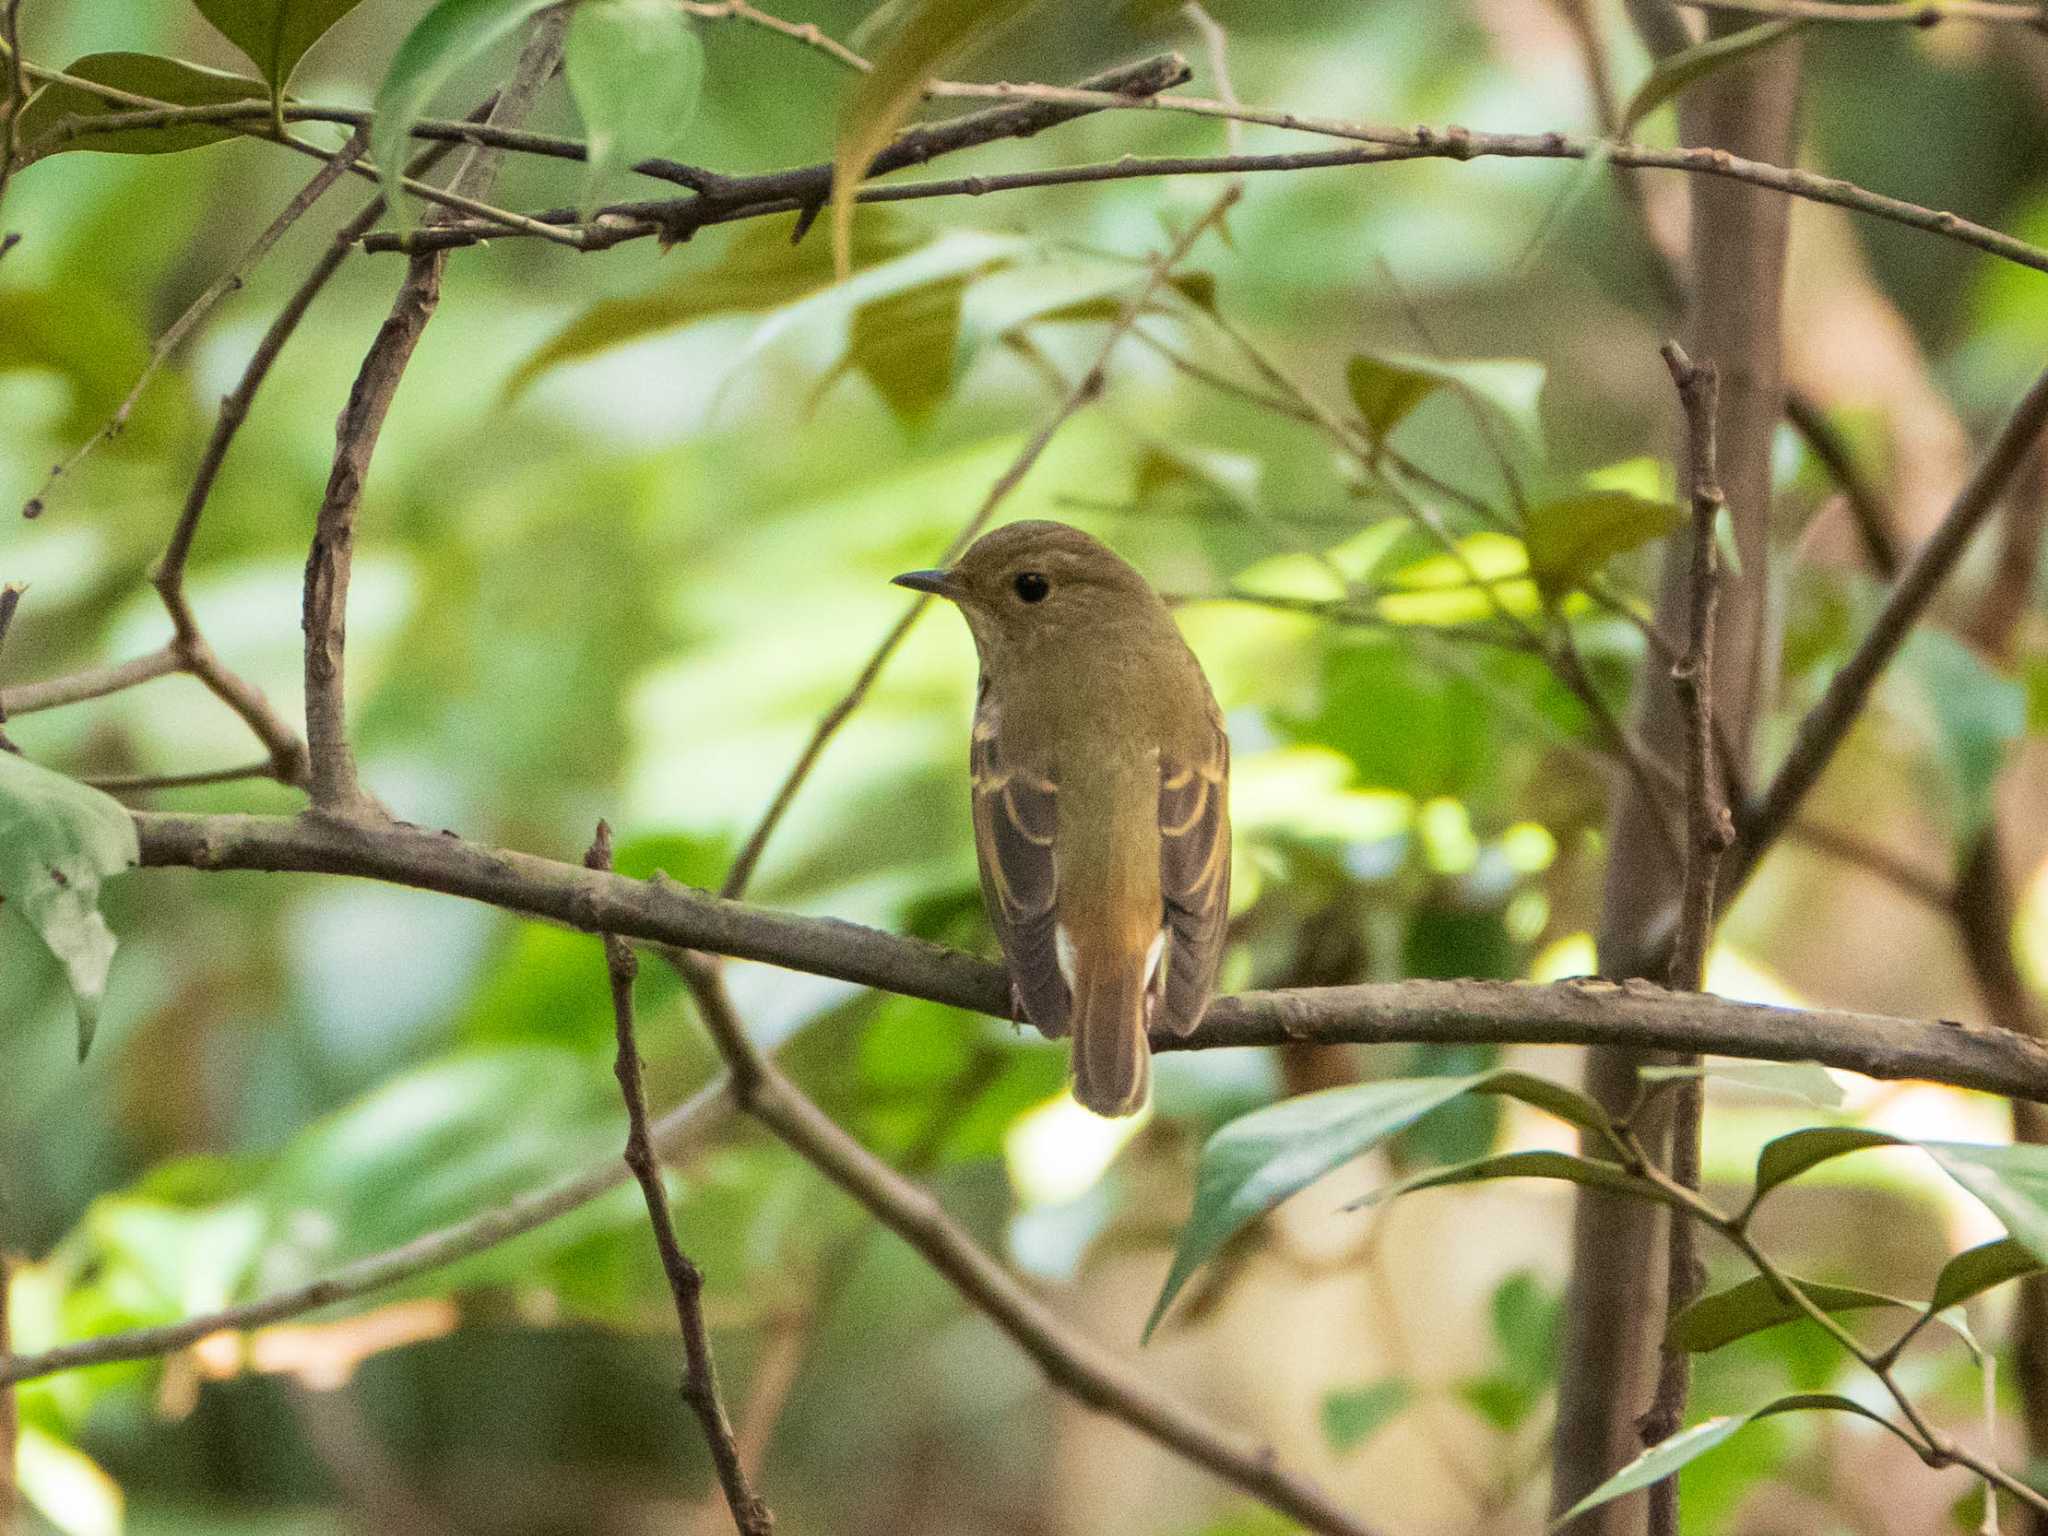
[370,0,559,223]
[564,0,704,216]
[1923,1141,2048,1262]
[1554,1393,1910,1526]
[16,53,267,158]
[1668,1273,1911,1354]
[1346,352,1546,448]
[504,209,931,397]
[1619,18,1807,137]
[1523,490,1680,603]
[1145,1074,1494,1340]
[0,752,140,1057]
[1890,628,2026,849]
[1638,1060,1845,1110]
[192,0,367,92]
[17,1424,123,1536]
[830,0,1039,274]
[1321,1379,1410,1452]
[1929,1237,2045,1313]
[1750,1126,1905,1203]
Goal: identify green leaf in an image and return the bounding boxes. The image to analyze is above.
[1668,1273,1911,1354]
[16,53,268,158]
[370,0,558,224]
[841,272,970,424]
[191,0,367,92]
[1523,490,1681,602]
[503,209,929,398]
[1619,18,1807,137]
[829,0,1039,275]
[1144,1074,1494,1340]
[564,0,704,217]
[0,752,140,1057]
[1346,354,1441,445]
[1929,1237,2045,1313]
[1638,1059,1845,1110]
[1491,1269,1562,1385]
[1346,352,1547,449]
[1353,1149,1679,1211]
[1320,1379,1410,1452]
[1923,1141,2048,1261]
[1751,1126,1905,1202]
[1891,628,2026,848]
[1554,1393,1911,1526]
[1147,1070,1621,1340]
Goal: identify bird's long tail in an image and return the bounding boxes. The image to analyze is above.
[1069,943,1153,1118]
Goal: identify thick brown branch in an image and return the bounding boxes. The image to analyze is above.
[126,810,2048,1102]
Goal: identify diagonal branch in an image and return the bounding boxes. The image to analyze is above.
[670,955,1387,1536]
[1726,362,2048,896]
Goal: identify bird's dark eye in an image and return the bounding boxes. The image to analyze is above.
[1013,571,1050,603]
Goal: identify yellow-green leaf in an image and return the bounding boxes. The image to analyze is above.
[564,0,704,216]
[1620,18,1807,138]
[1523,490,1681,602]
[829,0,1040,277]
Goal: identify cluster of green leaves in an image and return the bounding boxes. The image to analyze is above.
[1150,1063,2048,1519]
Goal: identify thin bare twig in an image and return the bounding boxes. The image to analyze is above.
[1640,342,1729,1536]
[84,760,278,793]
[1680,0,2047,21]
[0,645,183,718]
[672,955,1388,1536]
[0,581,21,754]
[681,0,870,70]
[24,126,369,520]
[719,186,1239,897]
[1785,388,1905,579]
[589,824,772,1536]
[0,0,24,229]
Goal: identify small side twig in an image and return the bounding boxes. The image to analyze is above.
[1639,342,1730,1536]
[588,825,772,1536]
[0,581,22,754]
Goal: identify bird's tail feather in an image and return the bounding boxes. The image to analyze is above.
[1070,948,1151,1118]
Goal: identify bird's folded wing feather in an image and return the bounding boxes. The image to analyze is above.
[1157,707,1230,1035]
[971,694,1068,1032]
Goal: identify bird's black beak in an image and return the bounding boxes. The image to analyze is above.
[892,568,961,599]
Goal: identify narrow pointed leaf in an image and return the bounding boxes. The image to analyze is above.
[1752,1126,1905,1202]
[1320,1379,1411,1452]
[192,0,367,92]
[0,752,141,1056]
[1639,1059,1845,1109]
[1930,1237,2045,1313]
[370,0,558,223]
[1668,1273,1911,1354]
[1346,352,1546,448]
[1555,1393,1911,1527]
[1619,18,1807,137]
[1144,1074,1493,1340]
[829,0,1039,275]
[1923,1141,2048,1261]
[1350,1150,1678,1212]
[16,54,268,159]
[564,0,703,216]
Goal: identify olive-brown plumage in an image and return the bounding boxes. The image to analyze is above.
[894,520,1231,1117]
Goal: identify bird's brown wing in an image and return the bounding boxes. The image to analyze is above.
[971,689,1069,1034]
[1157,705,1230,1035]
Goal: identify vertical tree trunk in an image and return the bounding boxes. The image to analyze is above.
[1549,27,1804,1532]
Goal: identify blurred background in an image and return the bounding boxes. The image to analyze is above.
[3,0,2048,1531]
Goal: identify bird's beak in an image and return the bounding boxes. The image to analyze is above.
[892,568,962,600]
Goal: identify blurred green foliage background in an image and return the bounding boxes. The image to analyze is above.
[3,0,2048,1532]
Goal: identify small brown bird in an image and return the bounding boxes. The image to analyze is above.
[895,520,1231,1117]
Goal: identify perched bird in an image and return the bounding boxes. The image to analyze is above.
[894,520,1231,1117]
